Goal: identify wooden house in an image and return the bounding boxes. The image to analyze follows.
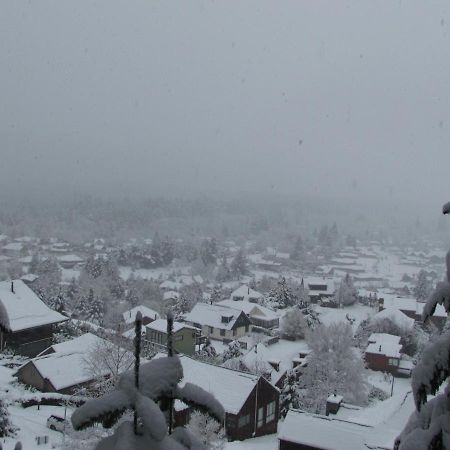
[0,280,67,356]
[163,354,280,441]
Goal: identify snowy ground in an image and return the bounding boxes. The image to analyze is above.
[225,433,278,450]
[315,303,375,332]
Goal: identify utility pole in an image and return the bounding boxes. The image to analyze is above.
[134,311,142,435]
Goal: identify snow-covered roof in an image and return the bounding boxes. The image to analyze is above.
[382,295,448,318]
[279,410,368,450]
[184,303,243,331]
[19,333,111,391]
[172,354,260,414]
[229,285,263,302]
[0,280,67,332]
[122,305,159,325]
[217,299,278,320]
[145,319,198,334]
[159,280,182,291]
[2,242,23,251]
[163,290,179,301]
[373,308,415,330]
[56,254,84,263]
[20,273,39,283]
[366,333,402,358]
[43,332,103,356]
[381,295,416,311]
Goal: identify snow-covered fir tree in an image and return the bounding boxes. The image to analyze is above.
[221,340,242,362]
[230,249,249,280]
[270,277,296,309]
[86,293,104,325]
[0,399,16,438]
[333,273,358,307]
[413,269,432,303]
[215,255,231,283]
[280,370,300,418]
[290,235,304,261]
[296,278,310,308]
[209,285,223,304]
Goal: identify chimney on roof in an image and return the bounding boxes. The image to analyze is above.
[248,286,250,295]
[11,281,14,294]
[379,345,382,352]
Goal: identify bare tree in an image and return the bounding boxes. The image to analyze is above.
[83,333,134,395]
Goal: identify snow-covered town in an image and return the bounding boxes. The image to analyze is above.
[0,217,449,449]
[2,1,450,449]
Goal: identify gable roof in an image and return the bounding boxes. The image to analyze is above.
[230,285,263,301]
[217,299,278,320]
[17,333,112,391]
[279,410,369,450]
[145,319,198,334]
[373,307,415,330]
[184,303,249,330]
[122,305,159,325]
[0,280,67,332]
[155,353,264,415]
[366,333,402,358]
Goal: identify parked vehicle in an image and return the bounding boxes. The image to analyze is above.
[46,415,69,432]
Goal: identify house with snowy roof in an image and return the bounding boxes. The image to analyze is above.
[15,333,112,394]
[154,354,280,441]
[121,305,159,330]
[279,388,417,450]
[365,333,412,376]
[217,298,279,329]
[145,319,200,355]
[379,294,447,329]
[56,253,84,269]
[229,285,264,303]
[304,277,335,303]
[184,302,252,342]
[0,280,67,356]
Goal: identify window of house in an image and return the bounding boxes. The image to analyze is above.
[257,406,264,428]
[233,328,237,336]
[389,358,399,366]
[266,401,275,423]
[245,325,249,332]
[220,329,226,337]
[209,326,214,334]
[238,414,250,428]
[175,335,183,342]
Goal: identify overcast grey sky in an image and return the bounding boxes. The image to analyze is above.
[1,1,449,207]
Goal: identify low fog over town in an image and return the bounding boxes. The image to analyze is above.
[1,1,450,450]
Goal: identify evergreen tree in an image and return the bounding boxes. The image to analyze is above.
[221,340,242,362]
[209,285,223,304]
[270,277,296,309]
[280,370,300,418]
[87,292,104,325]
[216,255,231,283]
[413,269,432,303]
[0,400,15,438]
[230,249,249,280]
[291,235,304,261]
[296,278,310,308]
[334,273,358,307]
